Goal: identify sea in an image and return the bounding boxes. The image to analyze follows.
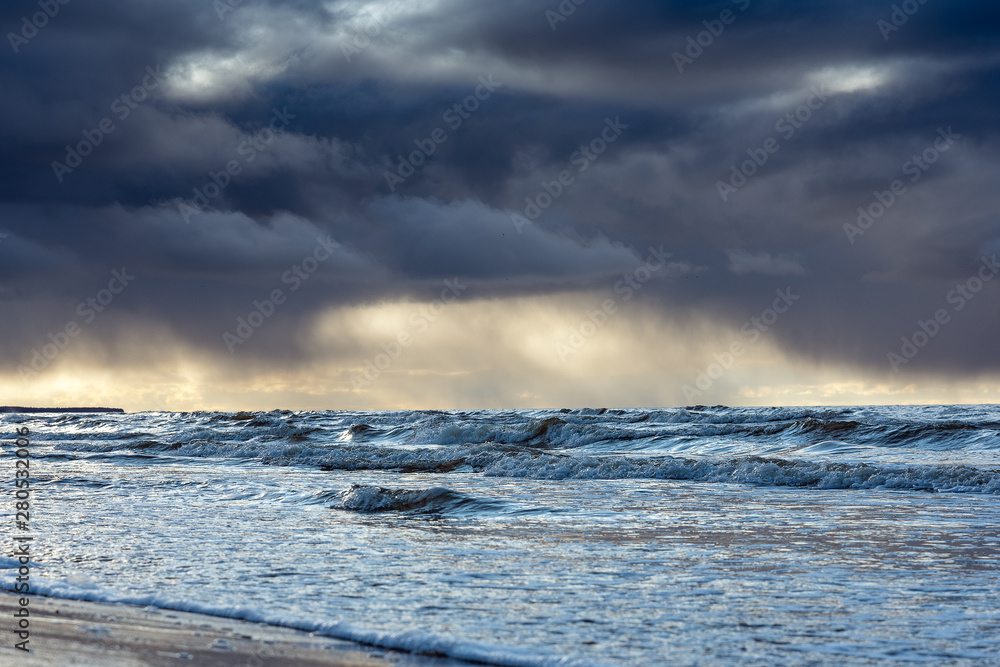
[3,405,1000,666]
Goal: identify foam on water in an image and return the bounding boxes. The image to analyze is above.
[47,440,1000,494]
[32,405,1000,457]
[1,571,603,667]
[6,405,1000,665]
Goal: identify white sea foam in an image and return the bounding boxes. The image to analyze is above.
[3,405,1000,666]
[47,433,1000,493]
[0,574,605,667]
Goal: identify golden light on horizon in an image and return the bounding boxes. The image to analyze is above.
[5,292,1000,412]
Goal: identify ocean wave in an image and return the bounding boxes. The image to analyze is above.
[473,452,1000,493]
[26,405,1000,486]
[24,405,1000,456]
[266,445,1000,494]
[399,409,1000,451]
[332,484,504,514]
[407,415,652,450]
[46,429,1000,494]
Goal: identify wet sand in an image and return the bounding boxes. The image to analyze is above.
[0,592,457,666]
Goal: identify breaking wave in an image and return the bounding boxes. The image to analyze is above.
[17,404,1000,494]
[332,484,504,514]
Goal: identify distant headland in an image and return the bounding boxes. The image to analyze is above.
[0,407,125,414]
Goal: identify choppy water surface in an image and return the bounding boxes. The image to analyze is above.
[3,406,1000,665]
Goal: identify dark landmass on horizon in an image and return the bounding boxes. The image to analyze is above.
[0,406,125,413]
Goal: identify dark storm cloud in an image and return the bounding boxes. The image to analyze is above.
[1,0,999,381]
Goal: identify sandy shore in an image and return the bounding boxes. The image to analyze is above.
[1,592,457,666]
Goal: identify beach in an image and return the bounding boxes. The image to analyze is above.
[0,591,447,666]
[5,0,1000,662]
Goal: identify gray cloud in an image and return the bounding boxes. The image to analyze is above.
[1,0,999,400]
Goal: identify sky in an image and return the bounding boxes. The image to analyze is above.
[1,0,998,411]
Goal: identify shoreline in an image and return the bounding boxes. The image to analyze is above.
[1,592,457,666]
